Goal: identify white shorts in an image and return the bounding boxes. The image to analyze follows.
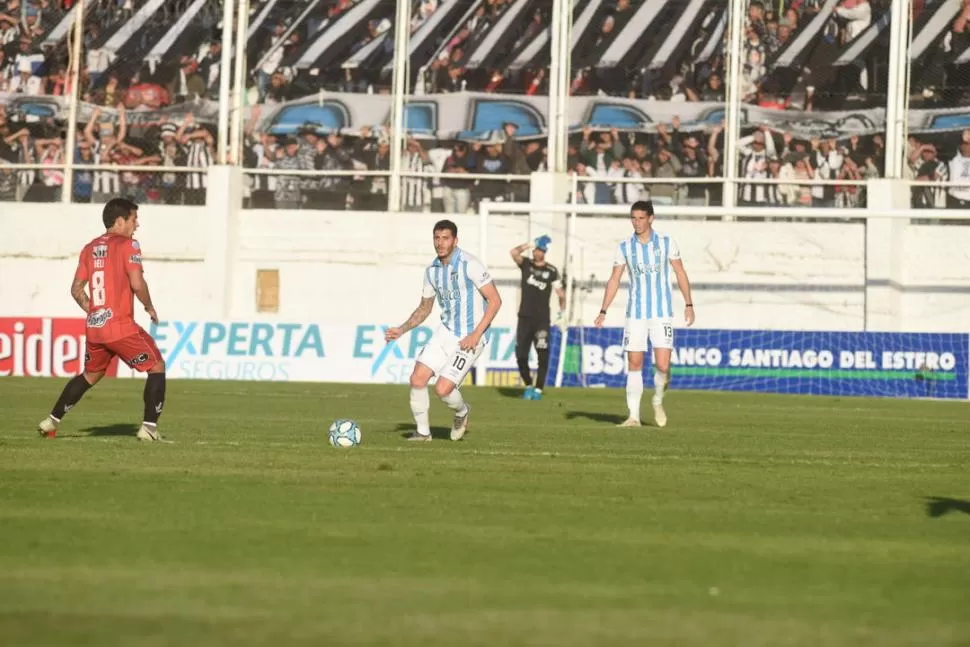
[623,318,674,352]
[416,326,487,385]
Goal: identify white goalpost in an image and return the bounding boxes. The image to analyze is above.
[475,200,970,401]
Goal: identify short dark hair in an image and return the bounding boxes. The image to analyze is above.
[103,197,139,229]
[433,219,458,237]
[631,200,654,216]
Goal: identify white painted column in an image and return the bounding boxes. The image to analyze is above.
[721,0,747,217]
[216,0,236,164]
[204,166,242,318]
[882,0,910,179]
[863,179,908,331]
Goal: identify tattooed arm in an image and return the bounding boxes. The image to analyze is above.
[71,278,89,313]
[384,297,434,341]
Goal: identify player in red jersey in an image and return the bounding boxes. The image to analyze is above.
[37,198,168,442]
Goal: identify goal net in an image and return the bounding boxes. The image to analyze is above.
[476,201,970,401]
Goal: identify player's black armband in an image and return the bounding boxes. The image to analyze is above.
[599,309,607,315]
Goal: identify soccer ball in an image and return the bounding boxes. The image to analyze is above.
[328,419,362,448]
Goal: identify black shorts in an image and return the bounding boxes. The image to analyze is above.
[516,317,550,354]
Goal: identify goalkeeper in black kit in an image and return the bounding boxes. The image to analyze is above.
[510,235,567,400]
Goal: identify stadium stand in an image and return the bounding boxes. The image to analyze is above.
[0,0,967,212]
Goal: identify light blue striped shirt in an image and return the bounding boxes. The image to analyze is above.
[614,231,681,321]
[422,248,493,338]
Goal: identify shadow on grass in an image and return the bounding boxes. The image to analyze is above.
[496,387,527,399]
[393,423,451,441]
[80,423,139,437]
[925,497,970,518]
[565,411,626,425]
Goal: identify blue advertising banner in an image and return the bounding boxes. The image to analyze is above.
[551,328,970,400]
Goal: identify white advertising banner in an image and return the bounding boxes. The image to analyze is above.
[115,320,532,383]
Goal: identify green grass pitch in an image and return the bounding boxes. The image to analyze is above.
[1,377,968,647]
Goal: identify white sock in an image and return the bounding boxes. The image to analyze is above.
[440,388,468,417]
[653,370,668,406]
[626,371,643,421]
[410,387,431,436]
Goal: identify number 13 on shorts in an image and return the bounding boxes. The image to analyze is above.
[622,319,674,352]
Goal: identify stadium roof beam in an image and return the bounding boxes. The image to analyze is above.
[383,0,465,74]
[295,0,384,70]
[508,0,604,72]
[421,0,485,72]
[464,0,533,69]
[771,0,839,68]
[101,0,168,57]
[693,8,726,64]
[596,0,671,69]
[253,0,326,73]
[955,43,970,65]
[247,0,280,40]
[342,32,389,70]
[647,0,707,70]
[42,2,92,49]
[910,0,963,61]
[145,0,211,66]
[832,9,891,66]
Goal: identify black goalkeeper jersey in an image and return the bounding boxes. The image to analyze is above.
[518,258,561,323]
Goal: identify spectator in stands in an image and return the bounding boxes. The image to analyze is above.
[748,1,766,36]
[788,154,816,207]
[441,140,475,214]
[835,154,864,208]
[476,138,512,204]
[946,128,970,208]
[273,136,302,209]
[295,122,321,206]
[92,74,124,107]
[651,147,682,205]
[401,136,434,212]
[114,140,148,203]
[613,156,646,204]
[264,70,294,104]
[677,138,709,206]
[9,56,40,93]
[686,72,725,102]
[82,104,126,204]
[176,114,213,205]
[313,131,353,209]
[911,142,947,208]
[32,131,63,202]
[154,125,186,204]
[0,49,10,91]
[352,127,389,211]
[72,138,94,203]
[738,128,776,206]
[257,22,287,101]
[809,138,844,207]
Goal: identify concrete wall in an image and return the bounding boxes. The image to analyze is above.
[2,172,969,333]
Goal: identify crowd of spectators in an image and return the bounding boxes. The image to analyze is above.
[1,0,969,212]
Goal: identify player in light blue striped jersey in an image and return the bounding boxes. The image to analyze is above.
[385,220,503,442]
[594,201,695,428]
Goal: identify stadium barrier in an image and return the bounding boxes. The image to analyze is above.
[5,317,968,401]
